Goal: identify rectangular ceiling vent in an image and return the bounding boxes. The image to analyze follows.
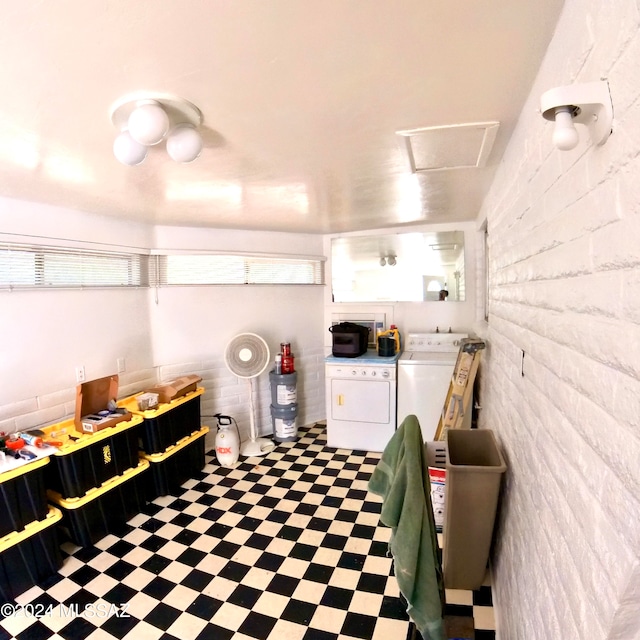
[397,121,500,173]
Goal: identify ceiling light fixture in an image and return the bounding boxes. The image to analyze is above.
[110,93,203,166]
[540,80,613,151]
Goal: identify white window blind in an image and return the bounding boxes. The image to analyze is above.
[0,243,148,289]
[0,243,324,291]
[151,253,325,286]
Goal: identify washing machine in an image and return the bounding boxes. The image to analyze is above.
[397,332,468,443]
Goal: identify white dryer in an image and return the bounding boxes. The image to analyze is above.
[325,351,399,452]
[397,332,468,443]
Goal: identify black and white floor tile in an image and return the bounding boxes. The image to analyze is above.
[0,423,496,640]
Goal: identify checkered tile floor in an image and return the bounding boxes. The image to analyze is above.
[0,423,496,640]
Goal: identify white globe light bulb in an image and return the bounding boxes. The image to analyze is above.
[552,106,579,151]
[113,131,147,166]
[128,102,170,146]
[166,125,203,163]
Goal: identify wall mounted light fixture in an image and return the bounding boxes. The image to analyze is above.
[540,80,613,151]
[110,93,203,166]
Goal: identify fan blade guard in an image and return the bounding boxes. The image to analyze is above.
[224,333,271,379]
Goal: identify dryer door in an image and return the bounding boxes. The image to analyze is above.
[330,378,391,424]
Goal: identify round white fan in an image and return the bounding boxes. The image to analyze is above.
[224,333,274,457]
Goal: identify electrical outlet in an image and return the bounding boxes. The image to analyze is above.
[75,366,86,383]
[117,358,126,373]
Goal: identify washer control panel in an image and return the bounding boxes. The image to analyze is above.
[405,332,468,352]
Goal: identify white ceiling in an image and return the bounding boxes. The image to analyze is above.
[0,1,564,235]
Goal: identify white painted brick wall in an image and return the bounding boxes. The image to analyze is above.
[0,348,325,454]
[477,0,640,638]
[0,369,157,437]
[162,344,326,450]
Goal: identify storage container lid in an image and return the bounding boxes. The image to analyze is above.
[47,459,150,508]
[0,506,62,553]
[140,426,209,463]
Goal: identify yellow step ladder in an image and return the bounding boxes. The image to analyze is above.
[434,338,486,441]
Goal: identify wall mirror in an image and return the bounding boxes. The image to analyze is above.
[331,230,465,302]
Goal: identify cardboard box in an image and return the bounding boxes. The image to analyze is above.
[426,440,447,532]
[74,375,131,433]
[428,466,446,531]
[145,374,202,404]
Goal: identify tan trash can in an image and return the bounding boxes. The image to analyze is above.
[443,428,506,590]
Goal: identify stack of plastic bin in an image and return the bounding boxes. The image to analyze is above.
[120,387,209,501]
[269,371,298,442]
[42,415,149,548]
[0,457,63,604]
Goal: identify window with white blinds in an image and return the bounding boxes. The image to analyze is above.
[0,243,148,289]
[151,253,325,286]
[0,242,325,290]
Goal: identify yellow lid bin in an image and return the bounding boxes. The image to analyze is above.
[48,460,149,548]
[120,387,204,455]
[0,506,63,604]
[40,414,143,500]
[141,426,209,501]
[0,456,50,538]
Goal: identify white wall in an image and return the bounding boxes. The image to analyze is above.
[0,206,326,449]
[0,198,157,432]
[151,226,326,443]
[0,197,475,449]
[476,1,640,638]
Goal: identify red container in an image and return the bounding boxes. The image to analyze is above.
[281,354,295,373]
[281,342,291,357]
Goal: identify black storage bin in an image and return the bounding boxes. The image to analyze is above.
[121,388,203,455]
[142,427,208,501]
[48,459,149,548]
[42,415,143,500]
[0,457,50,538]
[0,506,63,606]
